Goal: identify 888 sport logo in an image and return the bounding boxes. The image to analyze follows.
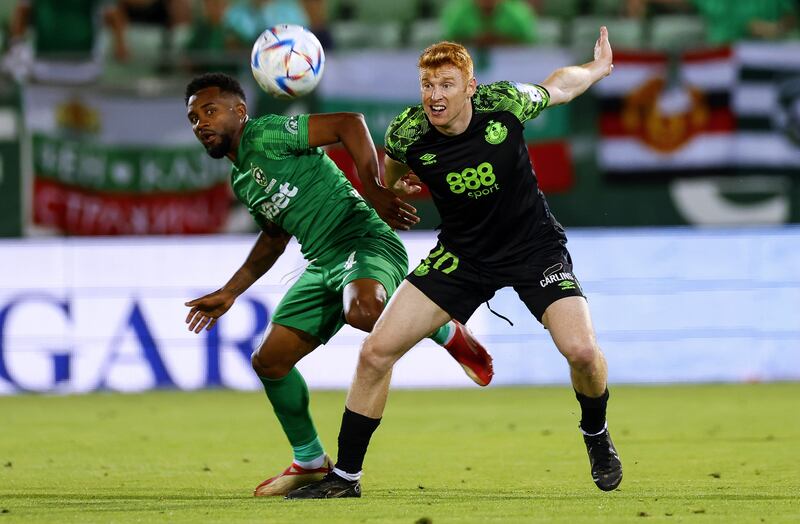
[445,162,499,199]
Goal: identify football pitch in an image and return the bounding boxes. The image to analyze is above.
[2,384,798,523]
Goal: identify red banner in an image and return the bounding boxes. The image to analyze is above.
[34,178,231,235]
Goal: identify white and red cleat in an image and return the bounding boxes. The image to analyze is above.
[443,321,494,386]
[253,455,333,497]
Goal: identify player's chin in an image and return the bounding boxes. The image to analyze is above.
[205,146,227,159]
[204,140,229,159]
[425,109,448,125]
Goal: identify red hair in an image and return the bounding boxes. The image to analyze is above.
[418,41,474,81]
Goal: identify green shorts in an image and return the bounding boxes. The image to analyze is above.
[271,231,408,343]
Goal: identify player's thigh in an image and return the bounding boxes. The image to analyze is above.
[513,253,596,358]
[335,231,408,329]
[271,265,344,345]
[364,280,453,361]
[335,231,408,298]
[252,322,321,377]
[342,278,388,332]
[513,250,586,324]
[406,241,494,324]
[541,295,598,359]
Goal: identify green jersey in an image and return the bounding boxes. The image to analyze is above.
[231,114,392,262]
[691,0,796,44]
[31,0,105,56]
[441,0,537,44]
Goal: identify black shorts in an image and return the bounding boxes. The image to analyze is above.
[405,241,585,324]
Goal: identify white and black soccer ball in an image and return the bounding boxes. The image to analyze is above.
[250,24,325,99]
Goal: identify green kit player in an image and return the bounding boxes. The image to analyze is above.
[183,73,494,496]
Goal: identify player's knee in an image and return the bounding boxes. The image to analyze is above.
[251,349,293,379]
[357,336,395,376]
[345,296,385,332]
[563,341,600,373]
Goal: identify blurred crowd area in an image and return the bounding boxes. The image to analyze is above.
[0,0,799,84]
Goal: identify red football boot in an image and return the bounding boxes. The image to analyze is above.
[443,321,494,386]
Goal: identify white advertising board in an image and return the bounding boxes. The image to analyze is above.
[1,228,798,394]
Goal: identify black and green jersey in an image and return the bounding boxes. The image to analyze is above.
[385,81,565,264]
[231,114,392,262]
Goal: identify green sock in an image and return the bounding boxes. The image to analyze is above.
[429,321,455,345]
[259,368,324,463]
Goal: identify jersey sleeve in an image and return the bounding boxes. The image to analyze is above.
[474,81,550,124]
[384,106,428,164]
[245,114,310,159]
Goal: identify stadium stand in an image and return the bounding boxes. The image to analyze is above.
[571,15,644,51]
[537,0,579,19]
[331,19,403,48]
[535,16,563,46]
[649,14,707,50]
[408,17,442,48]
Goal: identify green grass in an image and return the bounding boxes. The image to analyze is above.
[2,384,799,523]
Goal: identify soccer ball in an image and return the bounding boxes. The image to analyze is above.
[250,25,325,99]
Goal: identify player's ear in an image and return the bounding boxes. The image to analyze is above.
[466,77,477,97]
[235,102,247,122]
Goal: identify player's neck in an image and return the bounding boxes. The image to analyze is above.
[434,103,473,137]
[226,116,250,163]
[225,138,239,162]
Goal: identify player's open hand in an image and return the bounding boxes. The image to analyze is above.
[364,185,420,231]
[593,26,613,77]
[184,289,236,333]
[391,173,423,197]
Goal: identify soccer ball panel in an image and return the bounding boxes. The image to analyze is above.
[250,25,325,100]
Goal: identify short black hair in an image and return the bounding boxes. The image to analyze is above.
[184,73,247,105]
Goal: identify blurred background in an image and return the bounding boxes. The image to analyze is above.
[0,0,798,394]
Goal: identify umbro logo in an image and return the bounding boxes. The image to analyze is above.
[420,153,437,165]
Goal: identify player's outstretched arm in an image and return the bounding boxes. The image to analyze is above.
[307,112,419,230]
[384,156,422,198]
[184,223,290,333]
[540,26,613,106]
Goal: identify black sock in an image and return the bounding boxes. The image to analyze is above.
[575,388,609,434]
[335,407,381,475]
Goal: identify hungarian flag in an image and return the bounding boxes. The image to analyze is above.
[25,86,231,235]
